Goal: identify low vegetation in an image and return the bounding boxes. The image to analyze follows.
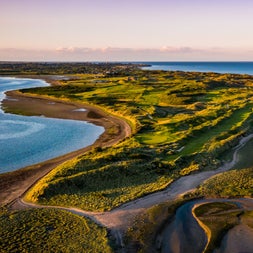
[0,208,113,253]
[2,63,253,252]
[18,68,253,211]
[0,62,142,75]
[25,139,173,211]
[197,168,253,198]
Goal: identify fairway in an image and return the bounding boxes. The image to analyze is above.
[20,69,253,211]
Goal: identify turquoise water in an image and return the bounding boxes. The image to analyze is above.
[0,78,104,173]
[141,62,253,75]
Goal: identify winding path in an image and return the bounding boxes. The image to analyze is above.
[11,133,253,250]
[3,78,253,251]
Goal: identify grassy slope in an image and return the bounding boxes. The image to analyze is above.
[21,70,253,211]
[197,168,253,197]
[0,208,113,253]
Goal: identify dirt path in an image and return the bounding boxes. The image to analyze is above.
[13,133,253,250]
[2,77,253,251]
[90,133,253,232]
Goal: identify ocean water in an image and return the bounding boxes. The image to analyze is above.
[141,62,253,75]
[0,78,104,173]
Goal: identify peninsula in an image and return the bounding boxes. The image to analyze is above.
[0,62,252,252]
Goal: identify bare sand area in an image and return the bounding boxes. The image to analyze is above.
[0,88,131,206]
[214,224,253,253]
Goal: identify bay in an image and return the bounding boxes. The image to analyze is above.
[0,77,104,173]
[141,61,253,75]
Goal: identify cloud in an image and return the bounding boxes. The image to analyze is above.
[1,46,253,61]
[159,46,199,53]
[54,46,200,54]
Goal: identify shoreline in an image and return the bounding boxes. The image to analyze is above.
[0,76,131,206]
[1,75,253,251]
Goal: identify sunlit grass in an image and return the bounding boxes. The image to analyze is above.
[21,70,253,211]
[0,208,113,253]
[196,168,253,197]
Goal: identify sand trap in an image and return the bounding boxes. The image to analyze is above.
[214,224,253,253]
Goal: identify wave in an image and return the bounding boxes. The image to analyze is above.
[0,120,45,140]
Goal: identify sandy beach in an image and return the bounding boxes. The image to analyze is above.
[0,81,131,206]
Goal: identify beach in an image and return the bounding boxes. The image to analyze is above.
[0,79,131,206]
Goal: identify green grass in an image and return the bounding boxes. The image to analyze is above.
[0,208,113,253]
[15,70,253,211]
[25,139,173,211]
[197,168,253,198]
[181,104,253,156]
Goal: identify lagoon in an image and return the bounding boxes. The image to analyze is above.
[0,77,104,173]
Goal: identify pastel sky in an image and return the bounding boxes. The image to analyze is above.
[1,0,253,61]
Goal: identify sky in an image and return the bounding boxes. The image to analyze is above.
[1,0,253,61]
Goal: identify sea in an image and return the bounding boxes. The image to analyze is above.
[0,77,104,173]
[140,61,253,75]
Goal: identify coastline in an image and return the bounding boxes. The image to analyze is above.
[0,77,131,206]
[1,74,252,251]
